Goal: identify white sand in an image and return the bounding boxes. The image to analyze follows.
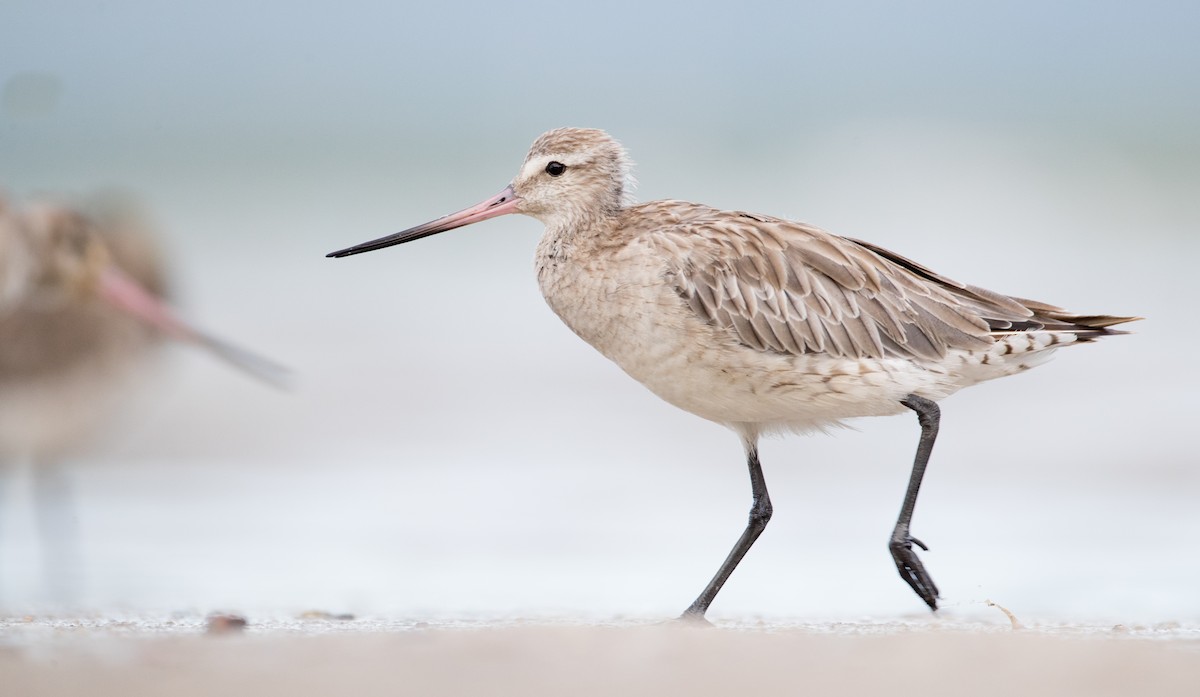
[3,615,1198,697]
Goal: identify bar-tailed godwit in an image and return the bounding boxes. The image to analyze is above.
[0,195,287,599]
[328,128,1137,620]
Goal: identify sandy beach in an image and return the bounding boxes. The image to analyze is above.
[4,614,1199,697]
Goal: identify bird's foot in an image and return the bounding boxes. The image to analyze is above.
[673,608,714,627]
[890,533,940,611]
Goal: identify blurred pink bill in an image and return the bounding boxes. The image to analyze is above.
[96,265,292,388]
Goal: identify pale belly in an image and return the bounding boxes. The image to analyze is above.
[0,364,146,459]
[0,311,159,459]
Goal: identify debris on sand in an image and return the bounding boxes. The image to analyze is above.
[986,600,1022,630]
[205,614,248,634]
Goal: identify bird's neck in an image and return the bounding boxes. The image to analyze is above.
[535,208,620,273]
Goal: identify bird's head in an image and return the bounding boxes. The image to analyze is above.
[327,127,634,258]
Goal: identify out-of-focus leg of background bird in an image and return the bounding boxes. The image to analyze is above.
[32,457,83,602]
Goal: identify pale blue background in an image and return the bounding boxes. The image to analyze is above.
[1,1,1197,622]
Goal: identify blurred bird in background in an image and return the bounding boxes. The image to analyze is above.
[0,192,287,603]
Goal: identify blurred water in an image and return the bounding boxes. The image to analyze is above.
[0,1,1197,622]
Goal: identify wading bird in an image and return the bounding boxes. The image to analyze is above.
[328,128,1136,620]
[0,194,286,600]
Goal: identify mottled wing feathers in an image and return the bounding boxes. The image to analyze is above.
[643,202,1131,361]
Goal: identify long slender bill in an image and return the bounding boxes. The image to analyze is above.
[96,266,292,388]
[326,185,520,258]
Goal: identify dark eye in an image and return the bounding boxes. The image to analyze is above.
[545,161,566,177]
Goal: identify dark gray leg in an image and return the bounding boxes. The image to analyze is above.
[891,394,941,610]
[681,439,772,621]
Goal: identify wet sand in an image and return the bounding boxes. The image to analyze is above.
[3,615,1198,697]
